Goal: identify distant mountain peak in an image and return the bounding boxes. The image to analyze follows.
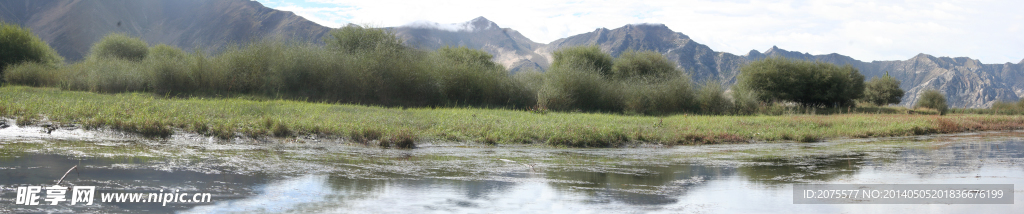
[403,16,499,32]
[468,16,499,31]
[911,53,935,61]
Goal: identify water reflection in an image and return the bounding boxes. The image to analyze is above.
[544,164,731,205]
[1,137,1022,213]
[0,154,269,213]
[738,154,865,185]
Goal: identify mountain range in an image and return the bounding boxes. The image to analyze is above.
[2,0,1021,108]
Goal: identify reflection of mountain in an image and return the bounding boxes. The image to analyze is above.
[737,155,865,185]
[877,140,1024,175]
[544,165,734,205]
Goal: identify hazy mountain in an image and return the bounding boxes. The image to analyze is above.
[2,1,1020,107]
[513,23,1024,108]
[743,46,1023,108]
[543,23,750,85]
[390,17,547,73]
[0,0,330,61]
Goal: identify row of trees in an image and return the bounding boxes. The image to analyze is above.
[735,57,953,114]
[2,21,952,115]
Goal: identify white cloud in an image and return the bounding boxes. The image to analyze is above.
[258,0,1024,63]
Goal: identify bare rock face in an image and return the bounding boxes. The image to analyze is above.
[545,24,748,84]
[390,17,548,73]
[0,0,331,61]
[875,54,1018,108]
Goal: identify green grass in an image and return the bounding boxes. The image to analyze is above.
[2,86,1023,147]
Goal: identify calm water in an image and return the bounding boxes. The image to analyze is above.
[1,128,1022,213]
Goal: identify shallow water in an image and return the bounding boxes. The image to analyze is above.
[1,125,1022,213]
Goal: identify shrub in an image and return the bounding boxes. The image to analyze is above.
[737,57,864,107]
[90,33,149,61]
[271,122,290,137]
[730,86,760,115]
[430,46,530,107]
[0,22,63,81]
[696,81,733,115]
[136,120,173,138]
[550,45,613,76]
[381,130,416,149]
[4,62,65,86]
[324,24,404,54]
[863,71,904,106]
[512,70,545,103]
[611,50,678,79]
[916,89,948,115]
[538,64,611,111]
[990,100,1024,115]
[619,77,695,115]
[149,44,187,60]
[540,47,696,114]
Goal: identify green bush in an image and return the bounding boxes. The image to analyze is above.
[90,33,149,61]
[430,46,531,107]
[916,89,948,115]
[991,100,1024,115]
[540,47,695,114]
[512,70,545,104]
[863,71,904,106]
[0,22,63,81]
[611,50,678,79]
[538,64,611,111]
[549,46,614,76]
[149,44,187,60]
[324,24,404,54]
[736,57,864,107]
[4,62,65,87]
[730,86,760,115]
[696,81,732,115]
[619,77,695,115]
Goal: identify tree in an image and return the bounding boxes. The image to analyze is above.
[736,57,864,107]
[0,22,63,81]
[863,71,904,106]
[916,89,948,115]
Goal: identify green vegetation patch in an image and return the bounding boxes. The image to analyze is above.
[3,86,1022,147]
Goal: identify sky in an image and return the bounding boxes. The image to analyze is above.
[255,0,1023,64]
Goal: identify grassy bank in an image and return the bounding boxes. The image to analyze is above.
[3,86,1023,147]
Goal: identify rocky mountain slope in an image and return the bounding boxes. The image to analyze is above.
[0,0,330,61]
[390,17,548,73]
[1,1,1020,108]
[425,19,1023,108]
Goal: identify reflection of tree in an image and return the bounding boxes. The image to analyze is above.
[544,165,734,205]
[325,171,517,203]
[738,154,865,185]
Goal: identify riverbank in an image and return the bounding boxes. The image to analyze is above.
[2,86,1023,147]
